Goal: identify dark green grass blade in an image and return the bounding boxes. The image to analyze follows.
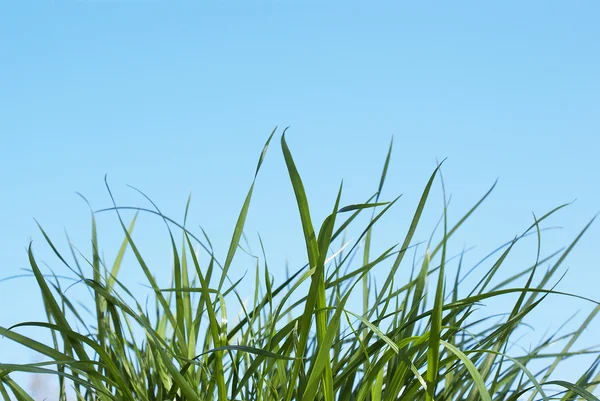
[547,380,600,401]
[371,161,444,319]
[281,130,336,401]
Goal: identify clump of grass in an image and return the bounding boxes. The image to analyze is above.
[1,128,599,401]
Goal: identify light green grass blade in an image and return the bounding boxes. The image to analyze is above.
[107,212,138,292]
[425,173,448,401]
[440,340,492,401]
[217,127,276,293]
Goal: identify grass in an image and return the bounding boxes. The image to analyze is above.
[1,127,599,400]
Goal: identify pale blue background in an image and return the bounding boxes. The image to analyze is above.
[1,1,599,397]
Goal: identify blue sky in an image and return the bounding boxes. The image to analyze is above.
[1,0,599,393]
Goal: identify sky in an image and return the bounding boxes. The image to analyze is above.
[1,0,599,395]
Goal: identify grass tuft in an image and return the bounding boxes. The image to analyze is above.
[1,128,598,401]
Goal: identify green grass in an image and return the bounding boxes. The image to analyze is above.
[1,128,599,401]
